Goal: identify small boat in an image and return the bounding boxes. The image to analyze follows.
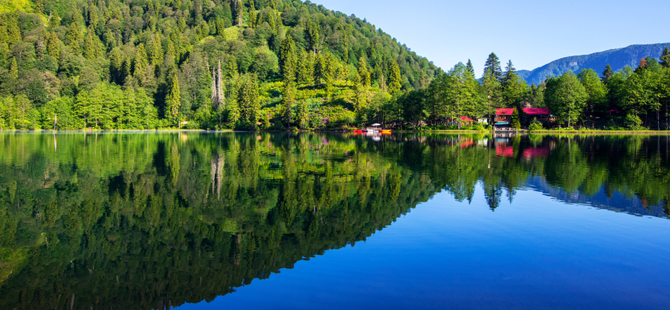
[353,129,365,134]
[381,129,392,134]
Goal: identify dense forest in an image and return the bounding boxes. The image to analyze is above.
[0,0,438,130]
[0,132,669,309]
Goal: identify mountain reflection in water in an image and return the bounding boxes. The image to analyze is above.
[0,132,668,309]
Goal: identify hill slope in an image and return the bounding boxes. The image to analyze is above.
[518,43,670,85]
[0,0,439,130]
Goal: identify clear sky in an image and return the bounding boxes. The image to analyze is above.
[311,0,669,76]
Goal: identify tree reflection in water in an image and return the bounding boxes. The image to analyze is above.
[0,132,668,309]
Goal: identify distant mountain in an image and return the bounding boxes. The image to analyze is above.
[518,43,670,85]
[524,177,668,219]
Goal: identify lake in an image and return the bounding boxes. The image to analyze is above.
[0,132,669,309]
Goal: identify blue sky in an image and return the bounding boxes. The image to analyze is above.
[311,0,669,76]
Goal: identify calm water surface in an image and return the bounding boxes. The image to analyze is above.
[0,132,669,309]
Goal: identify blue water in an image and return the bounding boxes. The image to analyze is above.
[179,185,670,310]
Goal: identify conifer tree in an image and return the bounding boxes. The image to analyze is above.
[466,59,475,76]
[65,21,83,54]
[279,35,296,81]
[358,57,371,87]
[388,60,402,94]
[602,64,614,84]
[49,11,60,29]
[659,47,670,68]
[306,19,320,53]
[166,69,181,127]
[84,27,102,60]
[226,56,238,78]
[46,32,60,59]
[297,99,308,129]
[6,17,21,46]
[9,57,18,78]
[484,52,503,82]
[282,81,294,128]
[502,60,517,90]
[148,34,163,67]
[134,44,149,84]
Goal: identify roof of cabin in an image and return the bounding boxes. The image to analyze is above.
[522,108,551,115]
[496,108,515,115]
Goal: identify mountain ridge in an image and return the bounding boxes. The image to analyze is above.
[518,43,670,85]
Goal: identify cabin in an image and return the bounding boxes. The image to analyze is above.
[495,108,514,127]
[522,108,553,123]
[459,116,474,125]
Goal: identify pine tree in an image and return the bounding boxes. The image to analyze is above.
[601,64,614,84]
[148,34,163,67]
[49,11,60,29]
[297,99,308,129]
[484,52,503,82]
[388,60,402,94]
[279,35,296,81]
[46,32,60,59]
[84,27,101,60]
[226,55,238,78]
[9,57,18,79]
[306,19,320,53]
[282,81,294,128]
[357,57,370,87]
[466,59,475,76]
[6,17,21,46]
[134,43,149,84]
[65,21,83,54]
[659,47,670,68]
[166,69,181,127]
[502,60,517,90]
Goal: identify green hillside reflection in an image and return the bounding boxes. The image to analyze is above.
[0,132,668,309]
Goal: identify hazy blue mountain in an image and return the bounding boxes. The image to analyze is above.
[518,43,670,85]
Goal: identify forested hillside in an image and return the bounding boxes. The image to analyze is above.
[0,0,438,130]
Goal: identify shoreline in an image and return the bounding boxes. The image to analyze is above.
[2,129,669,135]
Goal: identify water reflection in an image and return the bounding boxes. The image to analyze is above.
[0,132,668,309]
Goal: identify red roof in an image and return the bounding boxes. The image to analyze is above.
[460,116,474,122]
[496,144,514,157]
[496,108,515,115]
[522,147,550,159]
[522,108,551,115]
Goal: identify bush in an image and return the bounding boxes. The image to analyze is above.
[624,113,645,130]
[529,119,543,131]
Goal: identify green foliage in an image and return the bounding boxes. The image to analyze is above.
[545,71,588,128]
[529,118,543,131]
[511,108,520,128]
[0,1,438,130]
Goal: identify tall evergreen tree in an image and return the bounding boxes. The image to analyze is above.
[65,21,83,54]
[357,57,371,87]
[166,69,181,127]
[46,32,60,59]
[660,47,670,68]
[466,59,475,76]
[502,60,517,90]
[483,52,502,82]
[279,35,296,81]
[602,64,614,84]
[388,60,402,94]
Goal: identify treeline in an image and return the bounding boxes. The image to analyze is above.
[385,51,670,130]
[0,0,437,130]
